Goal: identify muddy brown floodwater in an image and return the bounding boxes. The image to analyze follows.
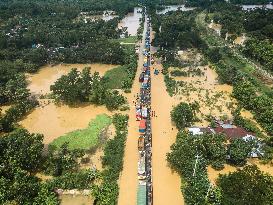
[170,65,236,126]
[27,64,118,95]
[117,15,146,205]
[207,164,238,185]
[19,101,113,145]
[151,61,184,205]
[59,195,94,205]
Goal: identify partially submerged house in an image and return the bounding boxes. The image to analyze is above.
[188,120,264,158]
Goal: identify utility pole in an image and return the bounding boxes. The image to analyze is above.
[205,183,212,200]
[192,154,200,177]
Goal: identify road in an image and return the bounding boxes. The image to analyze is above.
[150,34,185,205]
[118,15,147,205]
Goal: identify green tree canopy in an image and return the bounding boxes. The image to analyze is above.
[217,165,273,205]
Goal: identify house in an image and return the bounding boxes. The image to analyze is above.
[188,120,264,158]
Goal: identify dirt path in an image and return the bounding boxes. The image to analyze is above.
[150,62,184,204]
[118,16,147,205]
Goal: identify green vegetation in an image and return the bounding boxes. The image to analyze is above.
[168,131,270,205]
[228,138,253,166]
[217,165,273,205]
[104,66,130,89]
[171,102,198,129]
[164,74,177,96]
[50,68,126,110]
[167,132,224,204]
[112,36,137,44]
[93,114,128,204]
[50,114,112,150]
[103,45,138,90]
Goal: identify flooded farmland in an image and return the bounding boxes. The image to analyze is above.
[20,63,120,144]
[118,7,142,36]
[27,64,118,96]
[19,101,113,144]
[169,64,236,126]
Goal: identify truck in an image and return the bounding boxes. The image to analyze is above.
[138,136,145,151]
[138,152,146,180]
[141,107,148,119]
[139,119,146,135]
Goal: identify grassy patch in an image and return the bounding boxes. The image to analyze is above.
[111,36,137,44]
[103,66,128,89]
[50,114,112,150]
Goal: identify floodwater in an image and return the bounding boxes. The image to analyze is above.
[241,4,273,10]
[208,21,222,36]
[60,195,94,205]
[0,105,11,115]
[118,7,142,36]
[151,61,184,204]
[156,5,195,14]
[80,10,118,22]
[248,159,273,176]
[169,65,235,126]
[19,101,113,145]
[234,34,246,45]
[117,15,147,205]
[27,64,118,96]
[207,164,238,185]
[80,124,116,171]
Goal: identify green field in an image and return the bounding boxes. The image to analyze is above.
[111,36,137,44]
[103,65,128,89]
[50,114,112,150]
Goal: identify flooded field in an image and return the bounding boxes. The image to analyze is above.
[60,195,94,205]
[27,64,118,95]
[248,159,273,176]
[118,7,142,36]
[80,124,116,171]
[208,22,222,36]
[156,5,195,14]
[234,34,246,45]
[208,160,273,185]
[169,64,236,126]
[19,101,113,145]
